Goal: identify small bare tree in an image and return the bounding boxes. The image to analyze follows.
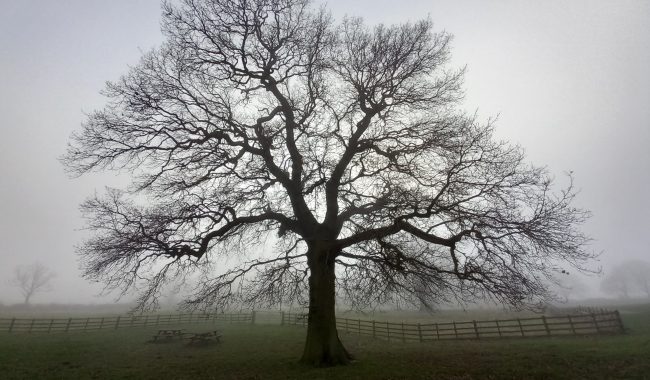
[11,263,55,304]
[601,260,650,298]
[63,0,594,366]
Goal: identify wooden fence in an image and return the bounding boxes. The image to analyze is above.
[283,310,624,342]
[2,309,625,340]
[0,312,253,333]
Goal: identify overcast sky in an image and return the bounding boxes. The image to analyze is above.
[0,0,648,304]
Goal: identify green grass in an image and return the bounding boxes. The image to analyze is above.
[1,306,649,380]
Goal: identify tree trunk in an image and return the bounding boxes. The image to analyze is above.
[300,243,351,366]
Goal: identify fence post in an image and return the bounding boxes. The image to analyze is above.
[473,320,479,339]
[65,318,72,332]
[281,312,285,326]
[386,321,390,341]
[358,319,361,335]
[156,315,161,326]
[100,317,105,330]
[251,311,256,325]
[542,316,550,336]
[29,319,35,333]
[372,320,376,338]
[115,316,121,330]
[401,322,405,342]
[568,315,576,335]
[47,319,54,333]
[496,320,502,337]
[517,318,524,337]
[591,313,600,333]
[614,310,624,333]
[9,317,16,333]
[453,321,458,339]
[84,317,90,331]
[435,322,439,340]
[417,323,422,342]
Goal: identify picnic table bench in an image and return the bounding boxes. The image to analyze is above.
[185,330,222,345]
[150,329,185,343]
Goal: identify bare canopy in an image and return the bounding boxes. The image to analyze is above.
[64,0,593,366]
[601,260,650,298]
[11,263,55,305]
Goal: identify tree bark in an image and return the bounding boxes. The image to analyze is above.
[300,242,351,366]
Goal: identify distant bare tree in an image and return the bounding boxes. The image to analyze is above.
[11,263,55,304]
[601,260,650,298]
[63,0,593,366]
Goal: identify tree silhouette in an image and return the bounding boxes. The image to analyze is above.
[11,263,55,304]
[64,0,593,366]
[601,260,650,298]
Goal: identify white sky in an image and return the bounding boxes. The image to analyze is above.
[0,0,648,304]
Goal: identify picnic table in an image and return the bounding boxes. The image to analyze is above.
[151,329,185,343]
[185,330,222,345]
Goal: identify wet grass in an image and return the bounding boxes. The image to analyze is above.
[0,305,648,379]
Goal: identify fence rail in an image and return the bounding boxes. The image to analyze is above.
[2,309,624,341]
[284,310,624,342]
[0,312,253,333]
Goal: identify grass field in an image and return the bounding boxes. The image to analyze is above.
[1,304,649,379]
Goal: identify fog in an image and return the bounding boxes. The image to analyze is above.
[1,0,648,306]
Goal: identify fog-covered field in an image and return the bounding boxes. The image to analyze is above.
[1,303,648,379]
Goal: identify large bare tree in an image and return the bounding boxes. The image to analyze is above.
[64,0,593,366]
[11,263,55,305]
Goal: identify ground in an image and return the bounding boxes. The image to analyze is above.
[0,304,648,379]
